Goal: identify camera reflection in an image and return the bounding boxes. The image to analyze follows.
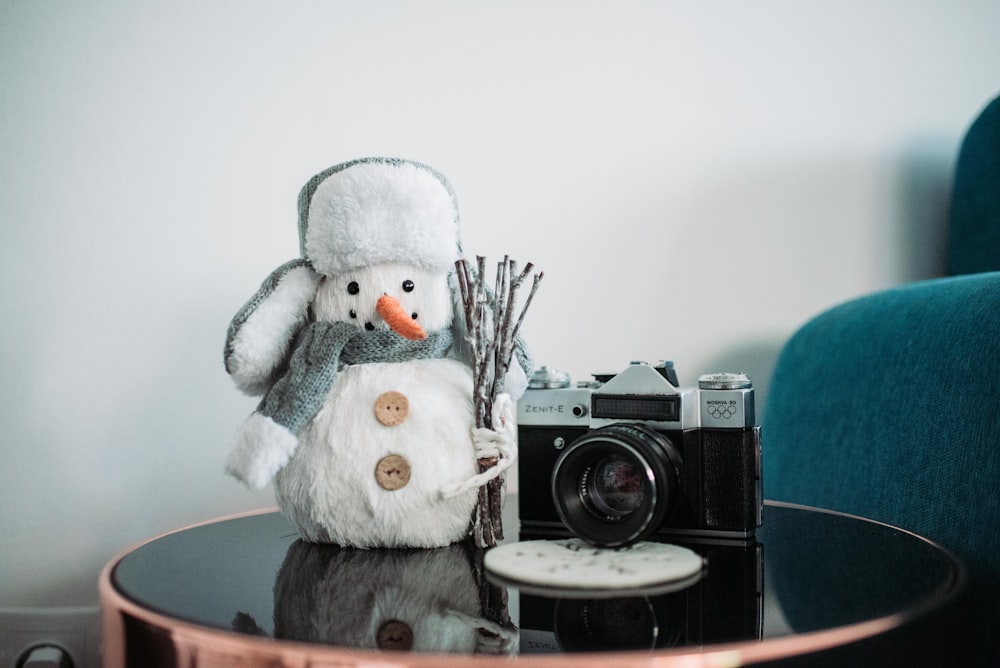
[518,539,763,654]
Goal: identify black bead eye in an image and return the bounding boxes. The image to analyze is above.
[347,281,360,295]
[402,280,414,293]
[411,312,418,320]
[364,322,375,331]
[349,309,357,319]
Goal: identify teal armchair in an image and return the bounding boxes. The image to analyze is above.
[764,93,1000,666]
[949,93,1000,275]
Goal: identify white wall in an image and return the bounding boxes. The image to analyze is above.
[1,0,998,610]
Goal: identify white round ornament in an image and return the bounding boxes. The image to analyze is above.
[484,538,705,599]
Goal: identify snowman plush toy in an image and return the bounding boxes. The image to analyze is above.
[224,157,530,548]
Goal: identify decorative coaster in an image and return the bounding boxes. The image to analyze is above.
[484,539,704,599]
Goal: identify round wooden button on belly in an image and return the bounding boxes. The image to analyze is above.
[377,619,414,651]
[375,454,411,491]
[374,391,409,426]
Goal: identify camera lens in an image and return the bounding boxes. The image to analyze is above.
[586,455,644,518]
[552,423,682,547]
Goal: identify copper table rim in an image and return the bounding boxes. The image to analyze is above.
[98,501,968,667]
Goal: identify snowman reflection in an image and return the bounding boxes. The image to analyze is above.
[224,158,529,548]
[237,540,516,655]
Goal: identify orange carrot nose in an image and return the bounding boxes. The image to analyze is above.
[376,294,427,340]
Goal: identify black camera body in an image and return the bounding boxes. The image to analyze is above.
[517,362,762,547]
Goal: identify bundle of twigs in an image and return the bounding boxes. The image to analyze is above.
[455,255,543,548]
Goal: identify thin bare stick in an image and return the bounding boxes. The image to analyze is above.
[454,255,543,547]
[506,271,544,368]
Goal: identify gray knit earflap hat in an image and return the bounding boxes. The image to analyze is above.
[298,157,462,276]
[224,158,463,397]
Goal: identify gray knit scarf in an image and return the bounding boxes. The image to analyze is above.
[258,321,454,435]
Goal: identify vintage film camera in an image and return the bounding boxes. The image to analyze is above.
[517,361,763,547]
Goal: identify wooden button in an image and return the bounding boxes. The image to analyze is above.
[376,619,414,651]
[374,391,409,426]
[375,454,411,491]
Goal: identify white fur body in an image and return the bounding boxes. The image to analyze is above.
[274,357,479,548]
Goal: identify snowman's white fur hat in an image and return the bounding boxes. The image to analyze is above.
[298,158,461,276]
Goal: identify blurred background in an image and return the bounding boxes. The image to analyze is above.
[1,0,998,662]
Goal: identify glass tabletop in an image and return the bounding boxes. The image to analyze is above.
[106,499,965,663]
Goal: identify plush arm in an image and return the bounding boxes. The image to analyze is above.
[226,320,356,489]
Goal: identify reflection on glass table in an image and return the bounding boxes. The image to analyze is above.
[101,499,969,667]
